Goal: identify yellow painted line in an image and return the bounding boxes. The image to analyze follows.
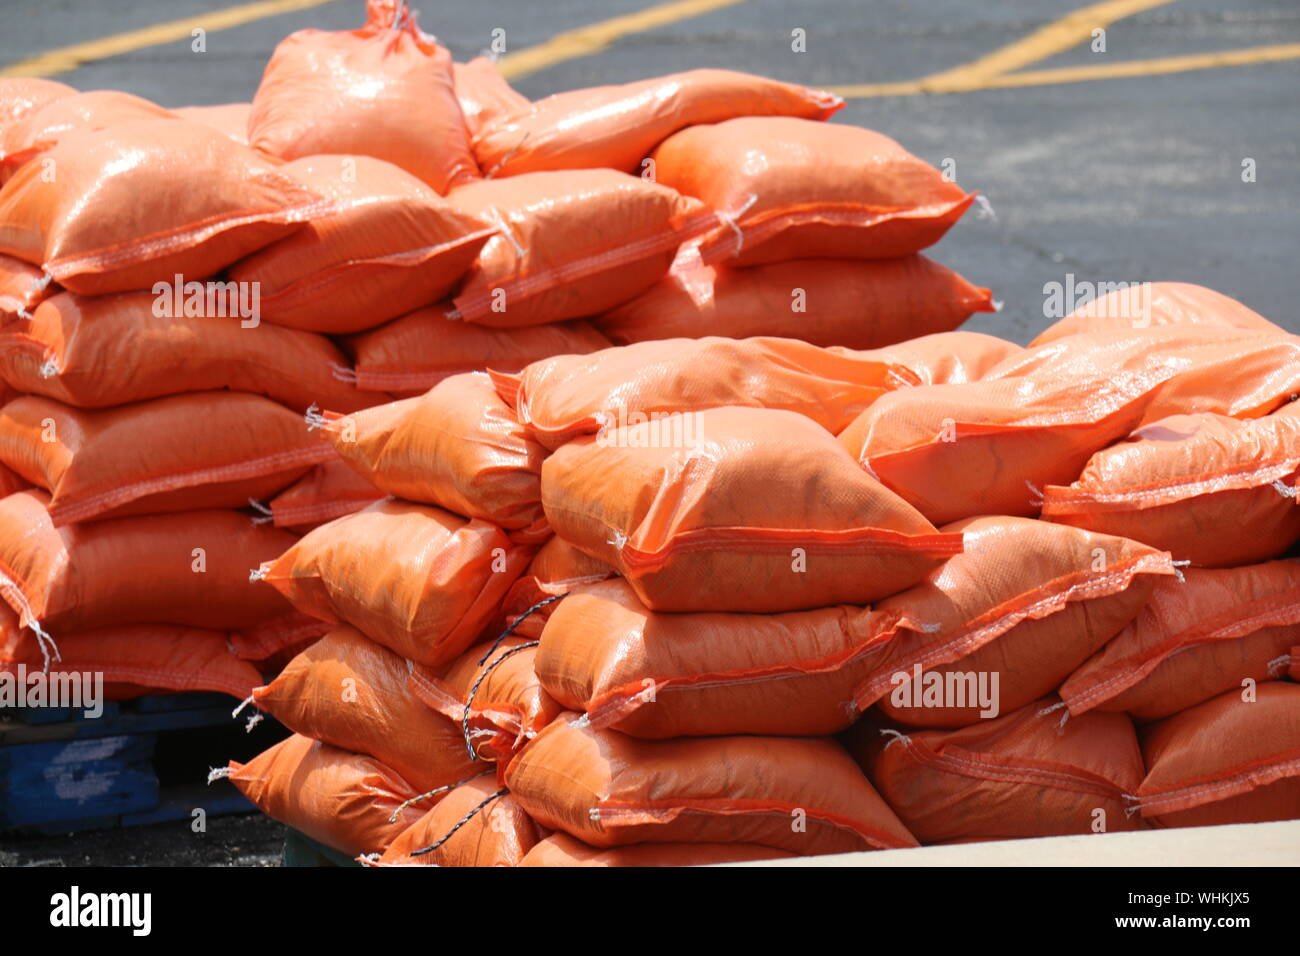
[498,0,749,80]
[980,41,1300,88]
[0,0,338,78]
[918,0,1179,92]
[834,41,1300,98]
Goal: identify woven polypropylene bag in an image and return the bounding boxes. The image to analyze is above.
[226,734,422,857]
[840,328,1300,525]
[377,777,539,866]
[453,57,528,139]
[0,621,262,701]
[0,90,175,178]
[408,635,561,763]
[0,118,328,295]
[542,406,962,612]
[861,516,1177,727]
[0,290,374,412]
[0,391,333,525]
[596,253,993,349]
[449,169,714,327]
[1040,405,1300,568]
[173,103,250,144]
[497,335,922,451]
[0,491,297,634]
[506,713,917,855]
[1030,282,1286,346]
[472,68,841,178]
[0,253,52,319]
[1135,682,1300,828]
[256,499,531,666]
[1061,561,1300,721]
[322,372,546,537]
[536,577,902,737]
[247,0,478,193]
[252,625,479,792]
[229,155,495,333]
[346,305,610,396]
[854,700,1146,843]
[0,78,76,135]
[651,116,974,266]
[266,459,383,530]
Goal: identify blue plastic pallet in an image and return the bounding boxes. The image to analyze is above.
[0,692,263,834]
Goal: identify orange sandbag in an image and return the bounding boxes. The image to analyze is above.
[596,252,994,349]
[854,700,1146,843]
[536,577,903,737]
[496,336,923,450]
[0,78,76,133]
[0,90,176,177]
[507,714,916,854]
[985,327,1300,422]
[229,155,495,333]
[224,734,422,856]
[0,462,27,497]
[1030,282,1286,346]
[248,0,478,193]
[1061,561,1300,721]
[266,459,384,530]
[497,537,615,640]
[453,57,528,138]
[0,253,51,319]
[862,517,1176,727]
[1041,405,1300,568]
[840,329,1300,525]
[252,625,479,792]
[518,832,796,867]
[522,535,614,587]
[409,635,564,762]
[0,491,296,634]
[0,118,326,295]
[0,392,333,525]
[345,305,610,395]
[173,103,250,143]
[472,69,841,178]
[542,406,962,613]
[0,290,374,412]
[449,170,714,327]
[1135,683,1300,828]
[652,117,975,266]
[320,372,546,537]
[377,776,538,866]
[256,499,531,666]
[871,330,1023,385]
[0,621,262,700]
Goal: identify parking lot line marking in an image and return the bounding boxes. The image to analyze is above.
[980,42,1300,88]
[834,41,1300,98]
[919,0,1178,92]
[0,0,337,78]
[498,0,749,80]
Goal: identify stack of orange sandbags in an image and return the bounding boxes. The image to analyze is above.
[222,372,557,862]
[0,84,382,698]
[467,63,993,350]
[837,283,1300,842]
